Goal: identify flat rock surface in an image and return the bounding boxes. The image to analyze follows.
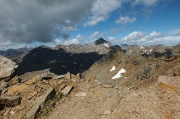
[74,92,87,97]
[61,86,73,95]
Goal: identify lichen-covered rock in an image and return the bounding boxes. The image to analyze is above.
[0,56,18,80]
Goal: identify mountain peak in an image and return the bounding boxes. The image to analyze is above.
[94,38,109,45]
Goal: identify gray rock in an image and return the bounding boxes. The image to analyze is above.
[94,80,102,85]
[65,72,71,79]
[75,92,87,97]
[0,56,18,80]
[104,110,112,115]
[61,86,73,95]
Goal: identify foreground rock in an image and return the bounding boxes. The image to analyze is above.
[25,87,55,119]
[61,86,73,95]
[75,92,87,97]
[0,56,18,80]
[0,70,80,119]
[0,95,21,107]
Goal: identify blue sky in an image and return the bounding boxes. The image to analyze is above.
[69,0,180,46]
[0,0,180,50]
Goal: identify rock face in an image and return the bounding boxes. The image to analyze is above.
[0,69,77,119]
[0,95,21,107]
[25,87,55,119]
[0,56,18,80]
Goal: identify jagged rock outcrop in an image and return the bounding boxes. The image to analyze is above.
[0,69,83,119]
[0,56,18,81]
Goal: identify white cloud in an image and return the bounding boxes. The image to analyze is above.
[132,0,159,6]
[53,39,62,45]
[122,31,146,41]
[116,16,136,24]
[83,0,159,27]
[83,0,124,27]
[169,29,180,36]
[64,39,81,45]
[83,16,107,27]
[108,37,116,41]
[149,31,161,37]
[121,31,180,46]
[90,31,106,40]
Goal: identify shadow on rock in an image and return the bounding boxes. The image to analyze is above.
[16,46,103,75]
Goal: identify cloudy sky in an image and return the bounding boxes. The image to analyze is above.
[0,0,180,50]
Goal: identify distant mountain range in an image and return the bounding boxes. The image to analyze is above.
[1,38,179,76]
[0,48,31,57]
[14,38,114,75]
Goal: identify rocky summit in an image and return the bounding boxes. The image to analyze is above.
[0,41,180,119]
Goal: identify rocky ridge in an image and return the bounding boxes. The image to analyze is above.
[0,67,83,119]
[0,40,180,119]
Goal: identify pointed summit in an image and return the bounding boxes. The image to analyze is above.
[94,38,109,45]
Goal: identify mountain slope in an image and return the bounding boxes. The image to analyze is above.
[16,46,104,75]
[83,45,180,88]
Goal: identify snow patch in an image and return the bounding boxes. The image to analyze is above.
[104,43,110,48]
[110,66,116,72]
[112,68,126,79]
[140,46,144,49]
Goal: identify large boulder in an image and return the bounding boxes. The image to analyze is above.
[0,56,18,80]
